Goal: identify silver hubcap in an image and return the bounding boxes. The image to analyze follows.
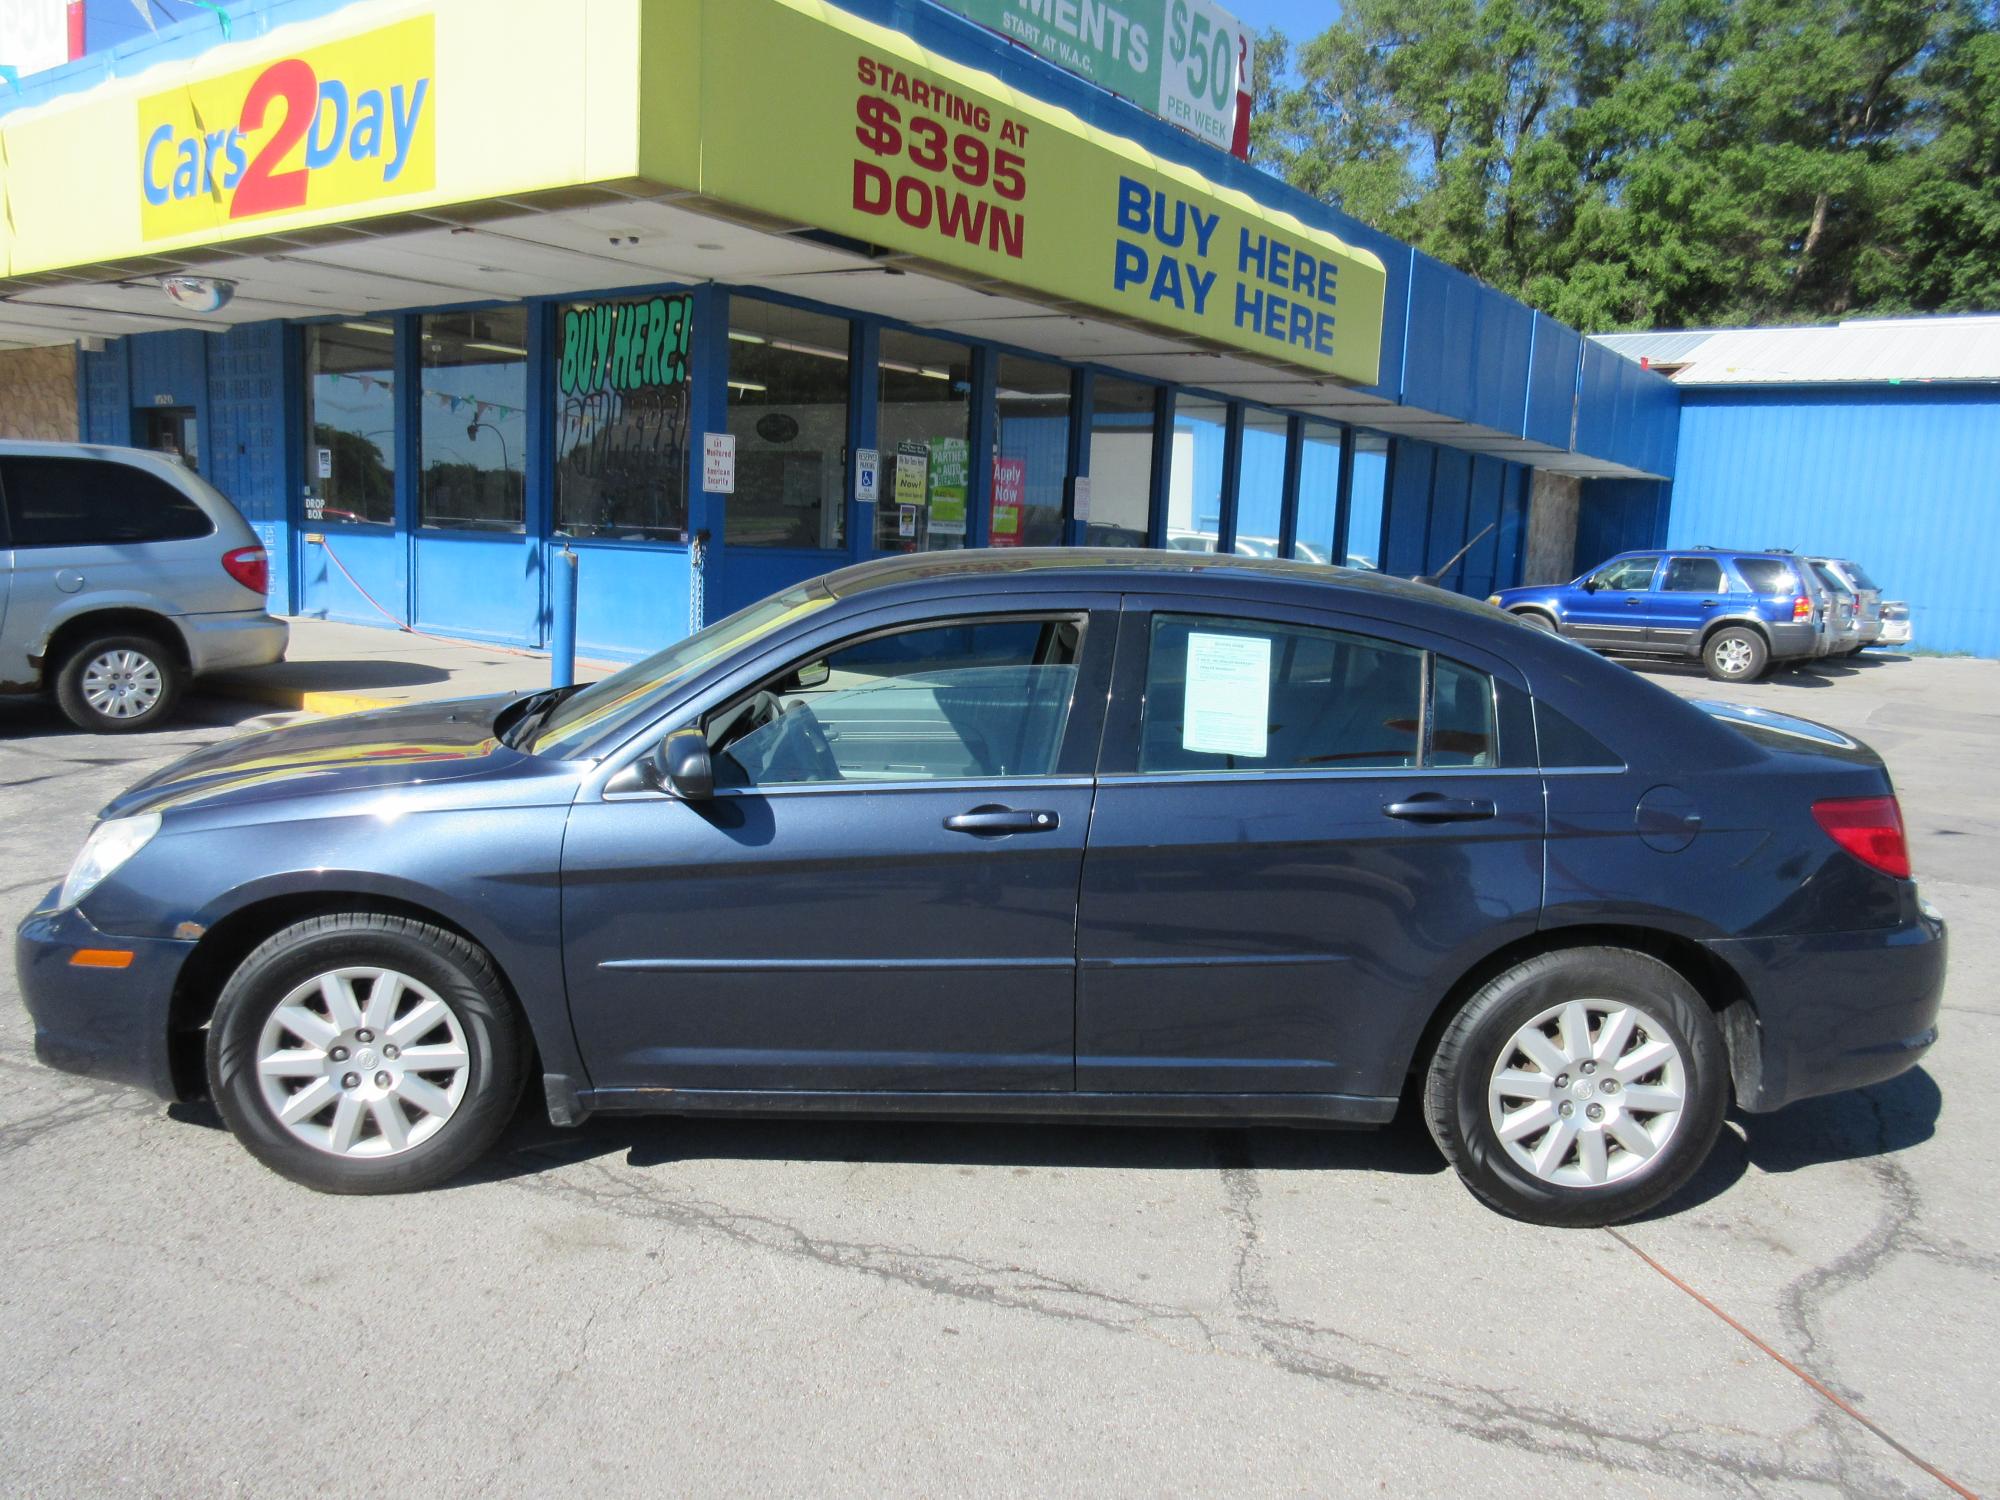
[1714,638,1753,676]
[1487,999,1687,1189]
[81,650,163,718]
[256,968,470,1158]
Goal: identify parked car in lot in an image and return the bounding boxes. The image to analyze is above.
[1805,559,1864,657]
[19,551,1945,1226]
[0,442,287,731]
[1807,556,1886,656]
[1490,549,1823,681]
[1878,600,1913,647]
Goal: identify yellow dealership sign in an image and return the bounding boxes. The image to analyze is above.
[136,15,435,240]
[1,0,1384,383]
[690,0,1386,384]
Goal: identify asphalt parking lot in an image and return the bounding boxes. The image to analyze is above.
[3,649,1995,1498]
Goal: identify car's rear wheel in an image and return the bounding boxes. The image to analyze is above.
[207,914,527,1193]
[1702,626,1768,683]
[1424,947,1728,1227]
[53,632,183,733]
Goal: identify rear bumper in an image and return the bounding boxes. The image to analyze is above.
[1877,619,1912,646]
[1709,901,1946,1113]
[184,611,287,675]
[16,895,197,1102]
[1763,620,1821,660]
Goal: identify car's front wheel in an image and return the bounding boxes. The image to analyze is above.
[53,632,183,732]
[207,914,527,1193]
[1514,610,1556,633]
[1424,947,1728,1226]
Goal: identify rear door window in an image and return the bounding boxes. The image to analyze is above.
[1662,557,1725,593]
[0,456,213,548]
[1732,557,1798,595]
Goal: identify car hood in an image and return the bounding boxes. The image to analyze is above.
[103,694,534,818]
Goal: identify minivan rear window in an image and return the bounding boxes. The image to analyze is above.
[0,456,213,548]
[1732,558,1798,595]
[1842,561,1881,591]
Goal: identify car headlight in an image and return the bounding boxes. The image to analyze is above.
[1486,594,1503,606]
[59,813,162,910]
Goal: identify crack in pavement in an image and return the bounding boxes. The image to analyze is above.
[492,1140,1900,1495]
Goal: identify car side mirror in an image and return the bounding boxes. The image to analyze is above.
[1581,577,1601,593]
[794,658,830,689]
[649,730,713,800]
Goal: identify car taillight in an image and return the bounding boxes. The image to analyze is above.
[1812,795,1911,878]
[1792,594,1812,620]
[221,545,269,597]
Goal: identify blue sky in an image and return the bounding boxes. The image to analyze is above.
[1231,0,1341,44]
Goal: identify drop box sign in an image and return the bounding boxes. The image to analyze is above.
[937,0,1254,156]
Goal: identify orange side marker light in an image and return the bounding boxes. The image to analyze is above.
[69,949,135,969]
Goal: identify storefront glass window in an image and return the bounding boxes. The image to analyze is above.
[555,295,693,542]
[993,355,1071,548]
[875,329,974,552]
[303,321,396,526]
[1294,419,1345,565]
[1233,409,1287,557]
[418,308,527,532]
[1346,431,1390,570]
[1084,376,1156,547]
[726,298,849,550]
[1166,396,1226,552]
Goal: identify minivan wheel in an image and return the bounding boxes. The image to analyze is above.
[1702,627,1768,683]
[54,633,183,732]
[207,914,527,1194]
[1423,947,1728,1227]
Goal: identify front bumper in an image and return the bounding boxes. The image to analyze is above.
[16,895,198,1101]
[184,611,288,675]
[1709,901,1946,1113]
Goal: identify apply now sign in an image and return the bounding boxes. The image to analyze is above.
[136,15,435,240]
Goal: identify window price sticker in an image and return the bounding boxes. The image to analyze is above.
[1182,631,1270,757]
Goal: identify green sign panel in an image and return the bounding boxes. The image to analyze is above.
[933,0,1254,153]
[558,295,693,396]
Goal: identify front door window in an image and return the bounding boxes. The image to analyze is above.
[708,617,1083,788]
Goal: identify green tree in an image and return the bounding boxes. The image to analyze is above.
[1254,0,1996,328]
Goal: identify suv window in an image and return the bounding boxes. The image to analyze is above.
[1841,561,1881,591]
[1592,556,1659,591]
[1140,614,1424,772]
[0,456,213,548]
[1732,557,1798,595]
[1662,557,1725,593]
[709,617,1081,788]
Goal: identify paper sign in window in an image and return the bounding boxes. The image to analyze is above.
[1182,632,1271,757]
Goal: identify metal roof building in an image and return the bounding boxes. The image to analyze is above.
[1590,317,2000,657]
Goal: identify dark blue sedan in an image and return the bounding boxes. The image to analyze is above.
[17,552,1945,1225]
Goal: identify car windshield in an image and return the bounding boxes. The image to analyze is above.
[528,585,834,756]
[1732,558,1798,594]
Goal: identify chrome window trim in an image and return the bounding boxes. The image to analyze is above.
[604,774,1099,804]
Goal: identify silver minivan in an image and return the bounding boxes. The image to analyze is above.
[0,442,287,732]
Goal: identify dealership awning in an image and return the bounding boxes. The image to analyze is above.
[0,0,1661,476]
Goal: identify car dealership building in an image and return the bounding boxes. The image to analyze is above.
[0,0,1716,663]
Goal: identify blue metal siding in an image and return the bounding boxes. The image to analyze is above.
[207,323,292,610]
[1524,315,1581,449]
[1400,258,1534,432]
[1576,343,1680,479]
[1669,386,2000,656]
[1575,479,1670,573]
[80,342,132,445]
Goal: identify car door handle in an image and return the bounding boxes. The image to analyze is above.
[1624,597,1643,606]
[944,806,1060,836]
[1383,794,1496,823]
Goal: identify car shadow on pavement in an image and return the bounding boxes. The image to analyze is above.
[461,1092,1454,1187]
[1638,1066,1941,1220]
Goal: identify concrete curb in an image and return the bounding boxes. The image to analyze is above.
[198,677,403,717]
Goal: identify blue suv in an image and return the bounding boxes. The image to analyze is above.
[1491,550,1823,682]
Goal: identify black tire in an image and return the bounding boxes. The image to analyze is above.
[1701,626,1768,683]
[53,632,184,733]
[1423,947,1729,1227]
[1514,610,1557,633]
[207,913,528,1194]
